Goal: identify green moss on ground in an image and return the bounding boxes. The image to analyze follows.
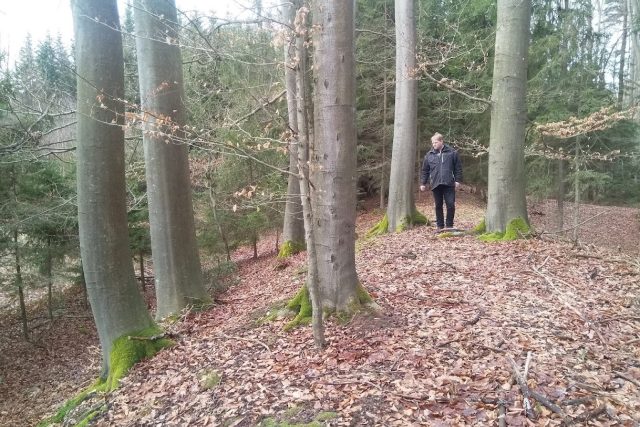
[366,214,389,238]
[75,405,106,427]
[100,327,174,392]
[260,407,338,426]
[37,388,93,427]
[199,370,221,390]
[437,232,456,238]
[478,217,531,242]
[278,240,305,258]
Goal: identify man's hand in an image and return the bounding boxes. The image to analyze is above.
[455,182,460,189]
[420,185,427,192]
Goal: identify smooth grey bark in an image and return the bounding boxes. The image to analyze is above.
[556,159,565,234]
[311,0,360,311]
[486,0,531,232]
[134,0,209,319]
[13,230,29,341]
[387,0,418,231]
[72,0,154,376]
[619,0,629,107]
[281,0,306,252]
[294,8,324,347]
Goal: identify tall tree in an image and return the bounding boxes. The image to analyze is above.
[386,0,424,232]
[134,0,210,319]
[311,0,368,311]
[279,0,306,258]
[485,0,531,232]
[72,0,155,378]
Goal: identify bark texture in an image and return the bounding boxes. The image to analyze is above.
[134,0,208,319]
[311,0,360,311]
[280,0,305,254]
[486,0,531,232]
[387,0,419,232]
[72,0,154,376]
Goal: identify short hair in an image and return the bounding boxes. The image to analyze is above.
[431,132,444,142]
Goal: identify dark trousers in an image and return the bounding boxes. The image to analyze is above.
[432,185,456,228]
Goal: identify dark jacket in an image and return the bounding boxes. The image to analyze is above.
[420,144,462,188]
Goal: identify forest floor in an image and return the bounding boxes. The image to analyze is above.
[1,192,639,426]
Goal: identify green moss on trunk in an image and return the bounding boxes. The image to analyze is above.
[100,327,174,391]
[396,210,429,232]
[478,217,531,242]
[473,218,486,234]
[278,240,306,258]
[366,214,389,238]
[284,286,312,331]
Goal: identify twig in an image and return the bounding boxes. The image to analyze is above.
[464,309,484,326]
[217,332,271,353]
[614,371,640,388]
[529,389,564,415]
[507,356,537,420]
[128,333,169,341]
[562,404,608,426]
[498,399,506,427]
[523,351,532,379]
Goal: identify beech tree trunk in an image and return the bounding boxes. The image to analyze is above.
[486,0,531,232]
[311,0,360,311]
[294,7,324,347]
[134,0,209,319]
[72,0,154,377]
[387,0,418,231]
[619,1,629,107]
[627,0,640,109]
[280,0,305,253]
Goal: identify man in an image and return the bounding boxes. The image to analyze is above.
[419,133,463,230]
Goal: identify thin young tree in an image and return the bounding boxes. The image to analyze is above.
[134,0,210,319]
[72,0,156,379]
[385,0,425,232]
[279,0,306,258]
[485,0,531,233]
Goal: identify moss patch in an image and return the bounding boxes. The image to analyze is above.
[199,369,221,390]
[396,210,430,232]
[478,217,531,242]
[278,240,306,258]
[100,327,174,392]
[366,214,389,238]
[37,388,94,427]
[284,286,312,331]
[503,217,531,240]
[473,218,486,234]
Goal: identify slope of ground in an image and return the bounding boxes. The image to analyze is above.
[1,193,639,426]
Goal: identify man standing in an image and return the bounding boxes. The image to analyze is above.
[419,133,463,230]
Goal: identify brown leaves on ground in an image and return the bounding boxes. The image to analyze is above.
[2,192,639,426]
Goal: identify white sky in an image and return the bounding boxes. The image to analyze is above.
[0,0,261,67]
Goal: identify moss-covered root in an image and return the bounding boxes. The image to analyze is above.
[100,327,174,391]
[278,240,306,258]
[478,217,531,242]
[284,286,312,331]
[285,284,377,330]
[366,214,389,238]
[473,218,486,234]
[396,210,429,232]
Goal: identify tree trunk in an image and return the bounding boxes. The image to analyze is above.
[556,159,565,234]
[486,0,531,232]
[73,0,154,377]
[14,230,29,341]
[47,236,54,321]
[134,0,209,319]
[627,0,640,109]
[380,71,388,210]
[139,250,145,291]
[311,0,361,311]
[387,0,419,232]
[573,138,581,243]
[294,9,325,347]
[619,0,629,107]
[280,0,306,255]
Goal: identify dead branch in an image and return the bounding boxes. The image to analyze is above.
[507,356,537,420]
[464,309,484,326]
[128,333,170,341]
[562,404,608,426]
[217,332,271,353]
[613,371,640,388]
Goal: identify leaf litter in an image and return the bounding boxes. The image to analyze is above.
[1,192,639,426]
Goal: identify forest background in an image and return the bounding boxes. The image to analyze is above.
[0,0,639,425]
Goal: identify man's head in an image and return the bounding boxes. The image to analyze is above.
[431,133,444,151]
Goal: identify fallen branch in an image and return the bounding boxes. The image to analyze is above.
[464,309,484,326]
[217,332,271,353]
[128,333,171,341]
[562,404,608,426]
[507,356,537,420]
[614,371,640,388]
